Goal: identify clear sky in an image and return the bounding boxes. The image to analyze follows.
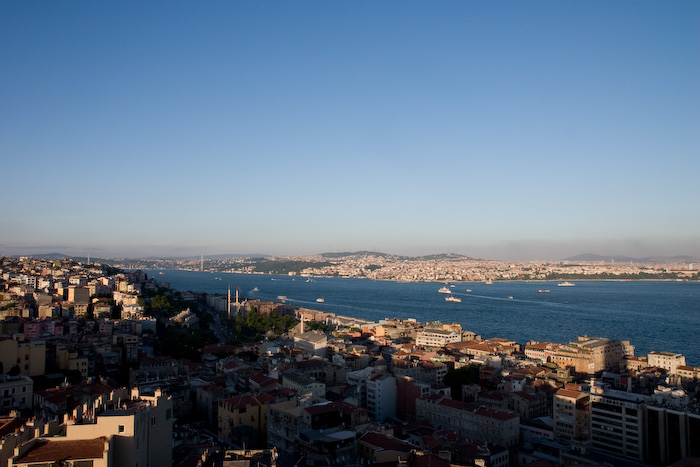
[1,1,699,260]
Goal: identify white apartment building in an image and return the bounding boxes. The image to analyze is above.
[588,385,648,461]
[415,328,461,348]
[366,373,396,422]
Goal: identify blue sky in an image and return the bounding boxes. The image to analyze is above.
[1,1,699,260]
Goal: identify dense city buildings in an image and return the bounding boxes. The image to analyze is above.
[0,255,698,466]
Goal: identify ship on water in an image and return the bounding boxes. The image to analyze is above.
[445,296,461,303]
[438,286,452,294]
[558,281,575,287]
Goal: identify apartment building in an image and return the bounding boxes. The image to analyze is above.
[588,385,648,461]
[218,393,276,448]
[553,388,590,444]
[647,351,686,375]
[415,328,461,348]
[366,373,396,422]
[0,375,33,411]
[416,394,520,447]
[0,337,46,377]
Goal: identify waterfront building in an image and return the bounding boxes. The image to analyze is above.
[550,337,634,374]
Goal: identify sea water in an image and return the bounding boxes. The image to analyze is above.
[147,270,700,366]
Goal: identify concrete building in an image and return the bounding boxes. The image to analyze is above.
[645,404,700,465]
[366,373,396,422]
[415,328,461,348]
[588,384,648,461]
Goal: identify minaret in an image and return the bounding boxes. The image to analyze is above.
[227,284,231,316]
[200,254,204,272]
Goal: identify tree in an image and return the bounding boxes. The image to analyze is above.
[151,295,171,310]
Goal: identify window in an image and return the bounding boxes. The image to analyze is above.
[118,425,125,433]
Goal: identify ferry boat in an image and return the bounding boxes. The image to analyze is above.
[438,287,452,294]
[316,298,325,303]
[466,289,472,292]
[558,282,575,287]
[445,296,461,303]
[538,289,550,293]
[277,295,287,301]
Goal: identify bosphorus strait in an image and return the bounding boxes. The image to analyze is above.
[152,270,700,366]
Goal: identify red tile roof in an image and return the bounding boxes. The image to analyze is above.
[15,437,107,463]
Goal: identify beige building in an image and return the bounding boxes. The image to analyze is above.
[218,393,276,448]
[0,337,46,377]
[551,337,634,374]
[647,351,686,374]
[62,388,173,467]
[553,388,590,444]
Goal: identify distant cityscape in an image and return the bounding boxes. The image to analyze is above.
[87,251,700,282]
[0,255,698,467]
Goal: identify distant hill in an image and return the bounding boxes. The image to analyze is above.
[320,251,390,258]
[13,253,77,260]
[565,253,698,263]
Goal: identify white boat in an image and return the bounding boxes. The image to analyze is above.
[316,298,324,303]
[277,295,287,301]
[445,296,461,303]
[438,287,452,294]
[538,289,550,293]
[252,287,259,292]
[466,289,472,292]
[485,279,493,284]
[508,296,514,300]
[558,282,575,287]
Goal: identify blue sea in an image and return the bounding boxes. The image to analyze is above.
[146,270,700,366]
